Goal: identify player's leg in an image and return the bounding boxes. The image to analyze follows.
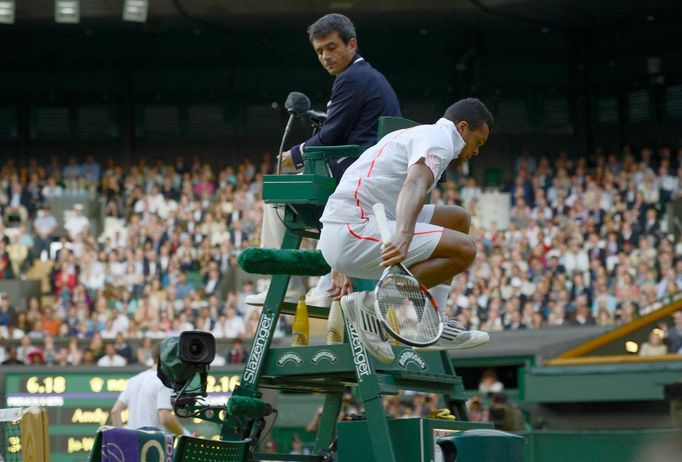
[429,204,471,235]
[320,222,395,362]
[406,229,476,288]
[402,216,488,351]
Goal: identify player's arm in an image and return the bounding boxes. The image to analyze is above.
[110,400,126,427]
[158,409,187,436]
[380,161,434,267]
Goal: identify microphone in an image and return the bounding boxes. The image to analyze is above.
[284,92,311,116]
[306,109,328,123]
[277,91,311,174]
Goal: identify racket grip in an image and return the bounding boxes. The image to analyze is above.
[372,203,392,244]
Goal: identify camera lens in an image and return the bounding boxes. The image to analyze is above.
[179,331,216,364]
[189,341,203,358]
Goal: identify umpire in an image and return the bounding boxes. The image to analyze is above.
[281,13,401,180]
[249,13,401,307]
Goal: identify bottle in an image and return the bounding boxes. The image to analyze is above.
[386,307,402,346]
[326,300,344,344]
[291,295,309,346]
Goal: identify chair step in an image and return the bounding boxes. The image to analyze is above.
[259,345,461,396]
[279,301,329,319]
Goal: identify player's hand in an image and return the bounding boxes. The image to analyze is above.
[380,233,411,267]
[328,269,352,300]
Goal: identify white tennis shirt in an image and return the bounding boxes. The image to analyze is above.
[320,118,465,225]
[118,368,173,430]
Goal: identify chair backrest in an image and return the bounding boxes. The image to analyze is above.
[377,116,420,140]
[173,435,251,462]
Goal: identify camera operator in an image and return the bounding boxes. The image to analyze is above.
[110,342,189,436]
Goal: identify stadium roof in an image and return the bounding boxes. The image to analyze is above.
[10,0,682,31]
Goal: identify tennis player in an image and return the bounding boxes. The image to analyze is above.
[318,98,493,362]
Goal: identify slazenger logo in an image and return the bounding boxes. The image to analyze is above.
[398,350,428,371]
[277,352,303,367]
[311,350,338,365]
[348,324,370,380]
[243,313,274,384]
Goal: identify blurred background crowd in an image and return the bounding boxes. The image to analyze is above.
[0,144,681,370]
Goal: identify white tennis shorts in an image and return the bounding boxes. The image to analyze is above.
[319,205,442,280]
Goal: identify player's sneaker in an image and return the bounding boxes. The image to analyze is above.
[414,319,489,351]
[340,292,394,364]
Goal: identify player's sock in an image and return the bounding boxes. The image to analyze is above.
[430,284,450,318]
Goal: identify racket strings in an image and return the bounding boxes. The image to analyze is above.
[376,274,441,344]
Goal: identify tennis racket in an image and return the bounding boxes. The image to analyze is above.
[372,203,444,347]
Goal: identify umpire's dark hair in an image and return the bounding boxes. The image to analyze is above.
[308,13,356,44]
[443,98,494,131]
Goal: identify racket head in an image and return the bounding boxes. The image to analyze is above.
[373,265,443,347]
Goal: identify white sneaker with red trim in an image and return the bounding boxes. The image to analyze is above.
[414,319,489,351]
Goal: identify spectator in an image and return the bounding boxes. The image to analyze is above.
[137,337,155,366]
[4,181,30,223]
[572,296,596,326]
[41,176,64,200]
[97,343,127,367]
[661,312,682,354]
[226,338,249,364]
[467,396,488,423]
[175,272,194,299]
[212,306,245,339]
[67,338,84,365]
[114,332,134,363]
[639,330,668,356]
[88,333,105,360]
[289,434,311,456]
[0,256,13,280]
[82,349,97,365]
[0,294,16,328]
[479,369,504,395]
[82,154,101,185]
[43,335,58,365]
[64,203,90,240]
[16,335,37,363]
[7,234,29,277]
[563,238,589,278]
[42,308,62,337]
[460,176,482,206]
[1,346,24,365]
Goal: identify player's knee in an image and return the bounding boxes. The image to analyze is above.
[463,236,476,266]
[460,210,472,233]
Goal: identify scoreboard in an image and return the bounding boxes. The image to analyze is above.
[2,368,242,462]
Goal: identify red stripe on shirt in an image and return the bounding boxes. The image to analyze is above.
[353,130,408,220]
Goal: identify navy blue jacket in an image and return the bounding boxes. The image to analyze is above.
[291,54,401,180]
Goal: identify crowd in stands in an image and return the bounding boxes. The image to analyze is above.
[0,143,682,367]
[443,146,682,343]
